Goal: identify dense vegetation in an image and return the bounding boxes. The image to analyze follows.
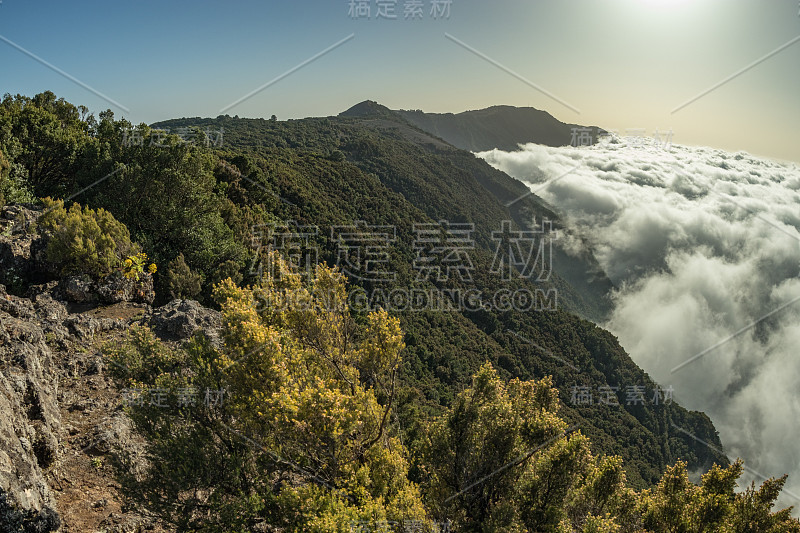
[105,257,799,532]
[151,104,724,489]
[37,197,145,278]
[1,91,797,530]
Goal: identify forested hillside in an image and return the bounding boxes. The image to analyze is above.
[1,91,797,532]
[153,102,724,488]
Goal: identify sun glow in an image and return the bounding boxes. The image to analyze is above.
[640,0,693,5]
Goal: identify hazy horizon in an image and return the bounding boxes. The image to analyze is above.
[1,0,798,162]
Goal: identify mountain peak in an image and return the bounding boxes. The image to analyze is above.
[339,100,396,118]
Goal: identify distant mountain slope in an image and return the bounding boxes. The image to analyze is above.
[385,103,605,152]
[161,101,614,323]
[337,101,615,322]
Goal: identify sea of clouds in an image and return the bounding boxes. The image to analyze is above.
[477,137,800,510]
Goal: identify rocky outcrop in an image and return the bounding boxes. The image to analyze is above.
[0,488,60,533]
[56,273,155,306]
[0,204,221,531]
[148,299,221,344]
[0,205,50,294]
[0,285,64,532]
[0,204,154,306]
[0,282,223,531]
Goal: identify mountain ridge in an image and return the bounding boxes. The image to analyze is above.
[338,100,606,152]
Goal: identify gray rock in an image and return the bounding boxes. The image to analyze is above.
[1,205,22,220]
[58,271,156,306]
[149,299,222,344]
[0,294,35,320]
[0,206,227,530]
[63,315,100,340]
[24,281,59,300]
[33,294,67,323]
[0,206,52,295]
[96,271,155,306]
[61,275,97,304]
[95,414,147,478]
[0,292,63,531]
[0,488,60,533]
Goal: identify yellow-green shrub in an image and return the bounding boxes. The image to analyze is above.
[108,252,432,530]
[38,197,140,277]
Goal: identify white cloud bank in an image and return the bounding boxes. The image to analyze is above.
[478,138,800,510]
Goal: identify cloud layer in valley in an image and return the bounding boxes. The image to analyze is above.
[478,138,800,510]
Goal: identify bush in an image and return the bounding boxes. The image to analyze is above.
[0,150,32,207]
[38,197,140,278]
[105,324,185,383]
[165,252,204,299]
[0,149,8,208]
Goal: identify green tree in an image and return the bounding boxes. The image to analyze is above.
[86,127,248,302]
[423,366,800,532]
[165,253,204,300]
[423,363,635,532]
[0,149,9,207]
[108,269,800,531]
[108,254,430,531]
[638,460,800,533]
[0,91,94,198]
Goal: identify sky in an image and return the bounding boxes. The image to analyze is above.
[1,0,798,162]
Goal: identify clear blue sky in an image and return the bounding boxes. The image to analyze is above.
[1,0,798,162]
